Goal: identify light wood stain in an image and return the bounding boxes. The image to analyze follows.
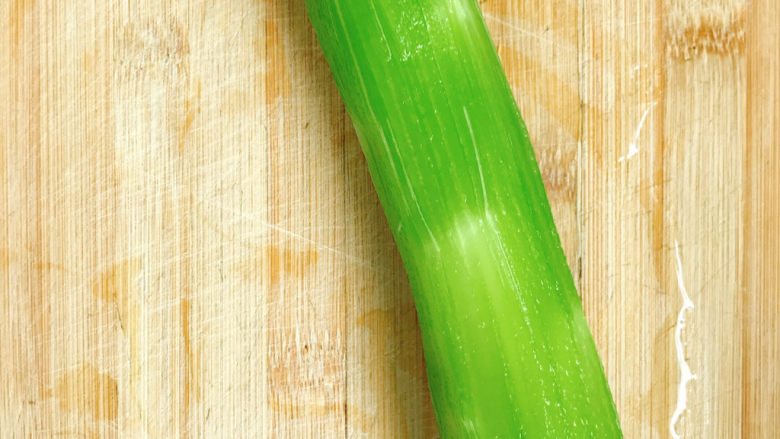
[264,20,291,105]
[9,0,35,59]
[91,258,141,304]
[0,248,14,271]
[50,364,119,421]
[667,5,746,59]
[231,245,319,284]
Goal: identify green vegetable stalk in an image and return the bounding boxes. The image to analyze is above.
[306,0,622,436]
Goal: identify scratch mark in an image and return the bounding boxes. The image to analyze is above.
[379,128,410,213]
[385,122,440,252]
[463,107,489,213]
[619,102,656,163]
[368,1,392,62]
[482,12,559,47]
[670,240,696,439]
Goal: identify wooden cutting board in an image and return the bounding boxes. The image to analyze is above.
[1,0,777,437]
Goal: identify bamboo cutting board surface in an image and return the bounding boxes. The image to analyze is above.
[1,0,778,437]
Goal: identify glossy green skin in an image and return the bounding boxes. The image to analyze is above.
[306,0,622,437]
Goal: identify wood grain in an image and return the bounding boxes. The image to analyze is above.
[743,0,780,436]
[0,0,777,437]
